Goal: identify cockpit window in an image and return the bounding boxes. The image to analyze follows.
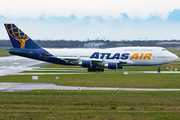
[162,49,167,51]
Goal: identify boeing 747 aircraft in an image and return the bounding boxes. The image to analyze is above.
[4,24,179,72]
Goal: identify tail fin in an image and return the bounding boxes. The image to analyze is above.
[4,24,41,49]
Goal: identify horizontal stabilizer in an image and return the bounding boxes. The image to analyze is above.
[6,49,33,54]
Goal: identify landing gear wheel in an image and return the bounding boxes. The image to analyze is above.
[88,67,91,72]
[87,67,104,72]
[157,66,161,73]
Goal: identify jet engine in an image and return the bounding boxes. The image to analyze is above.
[79,60,92,67]
[104,62,118,69]
[104,63,124,69]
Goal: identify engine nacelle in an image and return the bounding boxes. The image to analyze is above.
[104,62,118,69]
[80,60,92,67]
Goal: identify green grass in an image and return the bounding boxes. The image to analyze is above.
[1,73,180,88]
[167,48,180,57]
[167,48,180,53]
[0,48,11,57]
[0,91,180,119]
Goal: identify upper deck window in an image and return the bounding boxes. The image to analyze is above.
[142,49,153,51]
[124,49,138,51]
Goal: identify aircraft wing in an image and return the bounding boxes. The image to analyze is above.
[57,56,134,65]
[57,57,78,60]
[90,59,102,62]
[119,60,127,64]
[119,59,135,64]
[57,57,103,62]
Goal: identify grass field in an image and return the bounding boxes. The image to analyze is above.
[1,72,180,88]
[0,48,11,57]
[0,91,180,120]
[167,48,180,57]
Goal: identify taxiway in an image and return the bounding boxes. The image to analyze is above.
[1,82,180,92]
[0,56,49,76]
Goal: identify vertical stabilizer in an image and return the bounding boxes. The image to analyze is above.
[4,24,41,49]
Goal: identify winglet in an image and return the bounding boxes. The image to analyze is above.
[4,24,41,49]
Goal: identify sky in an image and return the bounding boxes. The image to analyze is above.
[1,0,180,41]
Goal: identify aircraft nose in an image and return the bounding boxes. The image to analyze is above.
[172,53,179,61]
[175,54,179,61]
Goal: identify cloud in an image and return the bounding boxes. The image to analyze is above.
[1,0,180,19]
[120,13,129,19]
[1,8,180,40]
[167,9,180,22]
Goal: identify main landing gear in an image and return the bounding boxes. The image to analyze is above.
[88,67,104,72]
[157,65,161,73]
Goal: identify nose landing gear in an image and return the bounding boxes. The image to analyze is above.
[157,65,161,73]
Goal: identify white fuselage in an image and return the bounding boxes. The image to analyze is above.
[45,47,178,67]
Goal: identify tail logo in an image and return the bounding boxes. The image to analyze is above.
[6,24,30,49]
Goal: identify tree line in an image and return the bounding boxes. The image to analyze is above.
[0,39,180,48]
